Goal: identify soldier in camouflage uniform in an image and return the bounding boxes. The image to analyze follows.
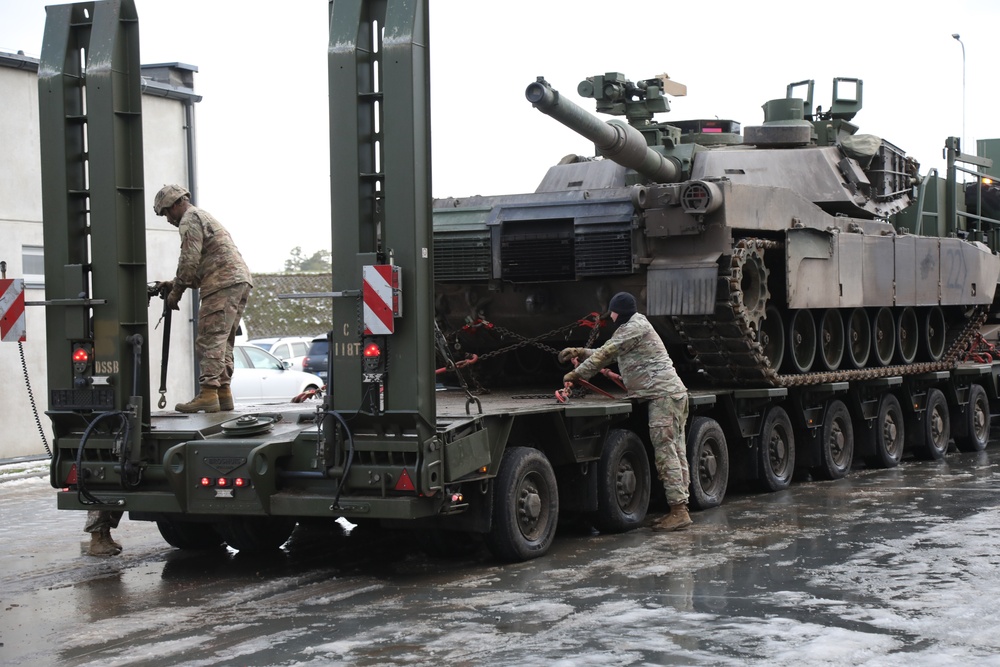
[153,185,252,413]
[561,292,692,532]
[84,509,123,556]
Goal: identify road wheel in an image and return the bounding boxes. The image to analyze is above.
[921,306,947,362]
[757,406,795,492]
[845,308,871,369]
[907,388,950,460]
[865,393,905,468]
[871,307,895,367]
[954,383,990,452]
[687,417,729,510]
[592,430,650,533]
[759,305,785,371]
[484,447,558,562]
[814,399,854,480]
[156,517,225,550]
[818,309,845,371]
[216,516,297,553]
[785,310,816,373]
[896,307,918,364]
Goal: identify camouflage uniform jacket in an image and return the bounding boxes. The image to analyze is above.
[173,205,252,297]
[574,313,687,399]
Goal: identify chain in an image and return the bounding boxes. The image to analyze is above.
[471,313,604,363]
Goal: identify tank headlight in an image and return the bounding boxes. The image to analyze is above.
[681,181,723,214]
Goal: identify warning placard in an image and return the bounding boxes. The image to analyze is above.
[0,279,26,342]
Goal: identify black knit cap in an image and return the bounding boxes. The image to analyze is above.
[608,292,637,322]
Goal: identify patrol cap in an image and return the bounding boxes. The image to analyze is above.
[609,292,637,317]
[153,184,190,215]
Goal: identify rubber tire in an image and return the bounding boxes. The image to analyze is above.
[907,387,951,460]
[156,517,225,551]
[592,430,651,533]
[757,406,795,492]
[484,447,559,562]
[954,383,990,452]
[865,393,905,469]
[687,417,730,510]
[813,399,854,480]
[215,516,297,553]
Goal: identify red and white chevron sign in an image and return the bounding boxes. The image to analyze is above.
[363,265,401,335]
[0,279,26,342]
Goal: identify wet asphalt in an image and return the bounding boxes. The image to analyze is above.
[2,448,1000,666]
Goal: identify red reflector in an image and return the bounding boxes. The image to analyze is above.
[66,464,78,485]
[394,468,415,491]
[364,343,381,358]
[217,477,228,487]
[234,477,247,487]
[72,348,89,362]
[200,477,213,487]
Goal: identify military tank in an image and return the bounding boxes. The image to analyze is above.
[432,72,1000,388]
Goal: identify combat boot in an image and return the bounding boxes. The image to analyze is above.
[88,530,122,556]
[175,386,220,413]
[651,503,693,532]
[218,385,234,411]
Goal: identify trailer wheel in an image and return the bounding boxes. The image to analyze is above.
[156,517,224,551]
[865,393,905,468]
[484,447,558,562]
[687,417,729,510]
[216,516,297,553]
[954,383,990,452]
[757,406,795,492]
[907,388,950,460]
[591,430,650,533]
[814,399,854,480]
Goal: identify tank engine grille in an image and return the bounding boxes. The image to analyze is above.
[575,231,633,276]
[434,236,491,282]
[500,220,574,282]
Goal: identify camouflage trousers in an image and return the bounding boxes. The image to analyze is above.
[650,394,690,505]
[197,282,251,388]
[84,509,123,534]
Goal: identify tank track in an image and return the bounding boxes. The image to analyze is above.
[669,238,988,388]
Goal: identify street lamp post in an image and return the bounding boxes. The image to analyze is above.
[953,33,966,154]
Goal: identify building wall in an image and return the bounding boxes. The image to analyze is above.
[0,55,199,460]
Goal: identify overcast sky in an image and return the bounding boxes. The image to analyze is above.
[2,0,998,272]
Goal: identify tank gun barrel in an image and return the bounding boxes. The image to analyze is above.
[525,77,681,184]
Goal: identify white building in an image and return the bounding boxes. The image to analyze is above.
[0,51,201,460]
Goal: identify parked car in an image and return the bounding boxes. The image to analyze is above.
[301,335,329,381]
[246,336,313,372]
[232,344,323,403]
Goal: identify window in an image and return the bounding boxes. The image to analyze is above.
[22,245,44,288]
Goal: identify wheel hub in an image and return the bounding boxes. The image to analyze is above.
[520,488,541,522]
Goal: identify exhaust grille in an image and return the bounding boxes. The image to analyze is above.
[576,231,633,276]
[434,236,491,282]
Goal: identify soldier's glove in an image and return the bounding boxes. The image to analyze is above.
[558,347,588,364]
[156,280,174,297]
[563,370,581,384]
[166,288,182,311]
